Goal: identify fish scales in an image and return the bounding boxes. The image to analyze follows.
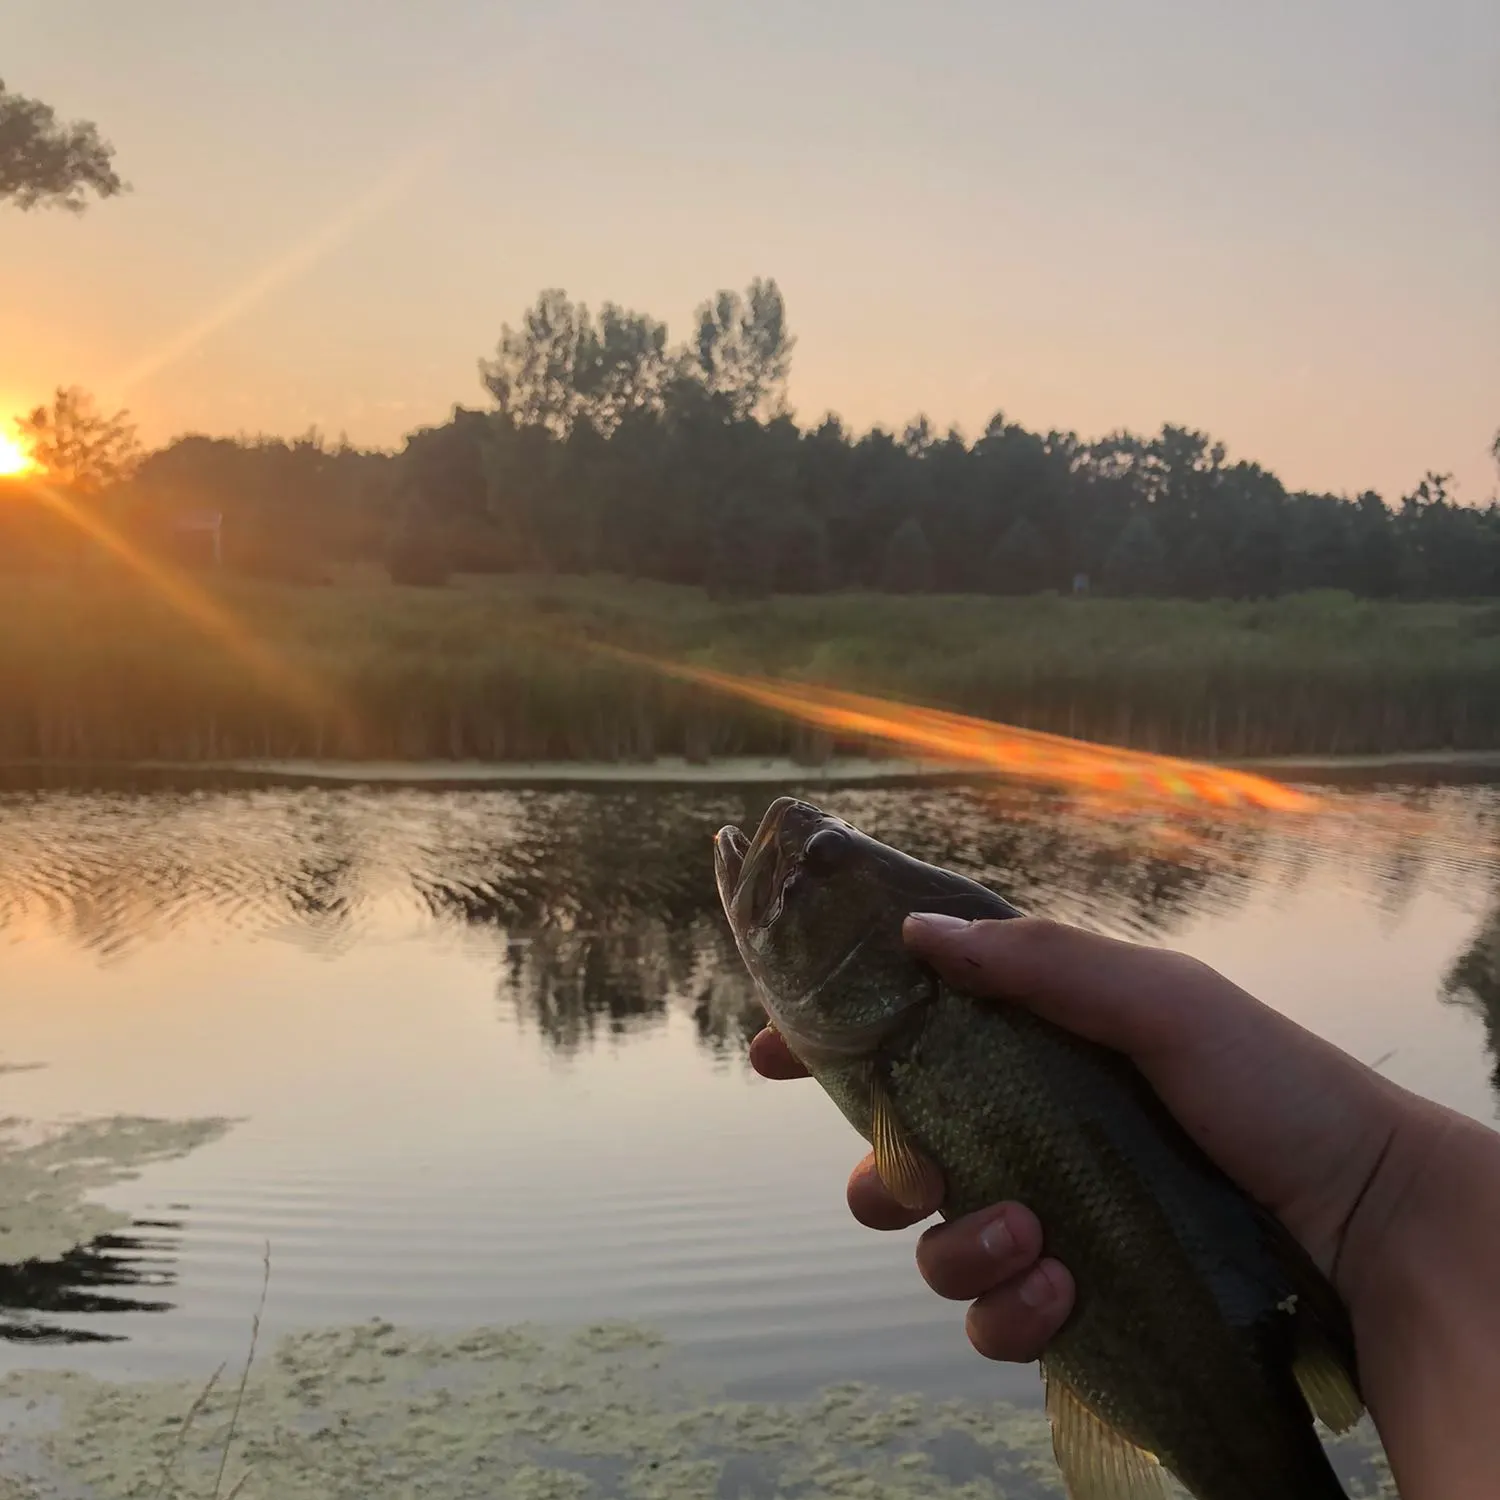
[828,990,1344,1499]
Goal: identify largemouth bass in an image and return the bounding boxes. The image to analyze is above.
[714,796,1366,1500]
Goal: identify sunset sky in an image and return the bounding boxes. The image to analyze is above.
[7,0,1498,500]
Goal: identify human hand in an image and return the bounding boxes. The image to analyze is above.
[752,912,1500,1497]
[748,912,1446,1364]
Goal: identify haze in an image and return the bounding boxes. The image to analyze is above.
[6,0,1497,500]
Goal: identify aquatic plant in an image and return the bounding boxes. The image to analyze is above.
[1,573,1497,765]
[0,1318,1396,1499]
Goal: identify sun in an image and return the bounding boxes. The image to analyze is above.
[0,432,37,478]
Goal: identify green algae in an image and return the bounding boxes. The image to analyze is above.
[0,1318,1395,1499]
[0,1112,236,1266]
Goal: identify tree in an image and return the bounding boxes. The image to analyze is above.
[15,387,141,491]
[688,278,795,422]
[705,494,776,600]
[775,508,831,594]
[401,408,493,524]
[1103,514,1168,596]
[1177,531,1227,599]
[988,516,1051,595]
[479,292,671,437]
[1,80,125,211]
[879,516,934,593]
[1349,491,1399,598]
[578,303,672,432]
[386,509,452,587]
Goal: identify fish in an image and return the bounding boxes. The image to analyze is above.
[713,795,1366,1500]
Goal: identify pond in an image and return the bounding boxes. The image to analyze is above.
[0,776,1495,1498]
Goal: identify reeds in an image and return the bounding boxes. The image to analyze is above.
[2,570,1496,764]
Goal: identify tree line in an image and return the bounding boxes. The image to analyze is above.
[10,282,1500,600]
[5,80,1498,603]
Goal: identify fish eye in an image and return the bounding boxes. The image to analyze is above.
[802,826,852,876]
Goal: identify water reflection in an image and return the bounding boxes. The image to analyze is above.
[0,1220,183,1345]
[1,781,1497,1067]
[1444,900,1500,1099]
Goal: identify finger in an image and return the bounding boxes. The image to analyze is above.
[965,1258,1075,1364]
[902,913,1262,1060]
[749,1027,809,1080]
[847,1154,938,1230]
[914,1203,1044,1301]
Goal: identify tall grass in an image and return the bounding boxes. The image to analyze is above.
[2,569,1498,763]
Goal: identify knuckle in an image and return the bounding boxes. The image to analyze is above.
[997,917,1072,973]
[1156,948,1216,987]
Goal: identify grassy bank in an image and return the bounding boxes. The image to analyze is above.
[2,570,1498,763]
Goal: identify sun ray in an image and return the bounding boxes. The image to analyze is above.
[26,480,360,743]
[114,139,450,397]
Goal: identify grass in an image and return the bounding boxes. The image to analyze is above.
[2,567,1498,763]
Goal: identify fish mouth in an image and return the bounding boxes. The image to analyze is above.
[713,824,750,912]
[715,797,825,931]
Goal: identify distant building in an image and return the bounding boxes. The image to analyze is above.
[170,509,223,567]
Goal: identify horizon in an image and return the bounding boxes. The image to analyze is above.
[7,0,1498,502]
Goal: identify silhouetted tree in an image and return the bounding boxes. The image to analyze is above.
[688,278,795,422]
[24,281,1498,603]
[480,292,671,436]
[775,507,832,594]
[1103,514,1168,596]
[16,387,140,491]
[1350,491,1400,598]
[0,79,125,211]
[880,516,934,593]
[988,516,1051,595]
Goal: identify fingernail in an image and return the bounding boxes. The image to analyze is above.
[1017,1265,1055,1311]
[978,1213,1013,1261]
[907,912,971,933]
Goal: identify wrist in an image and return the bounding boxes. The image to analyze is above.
[1338,1093,1491,1313]
[1340,1100,1500,1498]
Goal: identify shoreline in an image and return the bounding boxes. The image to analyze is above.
[2,748,1499,793]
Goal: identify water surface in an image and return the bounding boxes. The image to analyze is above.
[0,778,1495,1416]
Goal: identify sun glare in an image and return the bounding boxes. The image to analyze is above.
[0,432,36,478]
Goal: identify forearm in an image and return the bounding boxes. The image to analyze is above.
[1348,1107,1500,1500]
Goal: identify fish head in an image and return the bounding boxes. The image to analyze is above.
[714,796,1022,1065]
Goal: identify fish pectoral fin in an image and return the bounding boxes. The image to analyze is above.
[1293,1332,1365,1435]
[1256,1203,1366,1434]
[869,1077,943,1213]
[1043,1365,1169,1500]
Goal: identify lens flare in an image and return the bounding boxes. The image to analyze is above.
[596,645,1500,880]
[26,481,359,743]
[601,646,1320,818]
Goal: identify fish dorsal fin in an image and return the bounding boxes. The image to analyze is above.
[1293,1328,1364,1434]
[1043,1365,1169,1500]
[869,1076,943,1213]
